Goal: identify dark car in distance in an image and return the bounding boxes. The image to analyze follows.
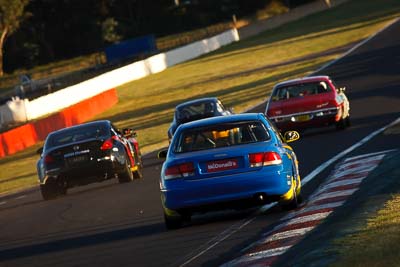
[36,120,142,200]
[167,97,232,142]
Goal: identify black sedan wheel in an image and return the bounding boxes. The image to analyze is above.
[40,181,66,200]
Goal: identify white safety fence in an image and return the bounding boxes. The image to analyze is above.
[0,29,239,127]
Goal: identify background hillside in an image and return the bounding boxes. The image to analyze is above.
[2,0,311,74]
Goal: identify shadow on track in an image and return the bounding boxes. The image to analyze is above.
[0,221,166,262]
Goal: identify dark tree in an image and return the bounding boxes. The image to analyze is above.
[3,0,295,73]
[0,0,30,76]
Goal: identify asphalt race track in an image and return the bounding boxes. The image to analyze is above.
[0,20,399,267]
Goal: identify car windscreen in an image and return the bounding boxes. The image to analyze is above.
[45,124,110,149]
[271,81,329,101]
[174,121,270,153]
[176,102,215,123]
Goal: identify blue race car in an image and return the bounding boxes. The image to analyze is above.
[158,113,302,229]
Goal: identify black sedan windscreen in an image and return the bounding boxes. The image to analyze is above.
[46,124,109,148]
[174,121,270,153]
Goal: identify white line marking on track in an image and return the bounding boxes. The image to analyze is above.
[246,246,291,260]
[223,245,291,267]
[262,227,315,243]
[287,211,332,226]
[15,195,26,200]
[178,216,255,267]
[329,173,367,184]
[343,149,396,162]
[312,18,400,74]
[282,201,345,221]
[266,207,336,238]
[320,178,364,192]
[338,156,384,171]
[312,188,358,202]
[332,156,385,175]
[0,201,6,205]
[302,117,400,185]
[330,168,372,181]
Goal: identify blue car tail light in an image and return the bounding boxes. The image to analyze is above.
[249,152,282,167]
[165,162,195,180]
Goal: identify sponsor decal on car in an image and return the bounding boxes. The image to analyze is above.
[207,159,238,172]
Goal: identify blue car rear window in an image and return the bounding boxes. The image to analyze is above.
[174,121,270,153]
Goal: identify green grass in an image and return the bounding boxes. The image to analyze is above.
[1,0,400,194]
[0,142,43,193]
[329,130,400,267]
[331,194,400,266]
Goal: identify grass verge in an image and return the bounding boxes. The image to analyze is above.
[331,194,400,266]
[331,149,400,267]
[1,0,400,194]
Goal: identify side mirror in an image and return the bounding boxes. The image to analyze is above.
[158,149,168,159]
[283,131,300,143]
[36,147,43,155]
[228,107,234,114]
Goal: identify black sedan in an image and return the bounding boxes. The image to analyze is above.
[36,120,142,200]
[167,97,232,142]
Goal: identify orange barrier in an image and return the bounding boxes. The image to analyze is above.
[0,89,118,158]
[0,134,4,157]
[0,124,39,156]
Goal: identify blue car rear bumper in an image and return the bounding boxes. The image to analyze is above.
[161,169,292,211]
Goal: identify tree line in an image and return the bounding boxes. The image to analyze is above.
[0,0,314,76]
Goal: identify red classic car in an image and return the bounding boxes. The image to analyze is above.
[265,76,350,132]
